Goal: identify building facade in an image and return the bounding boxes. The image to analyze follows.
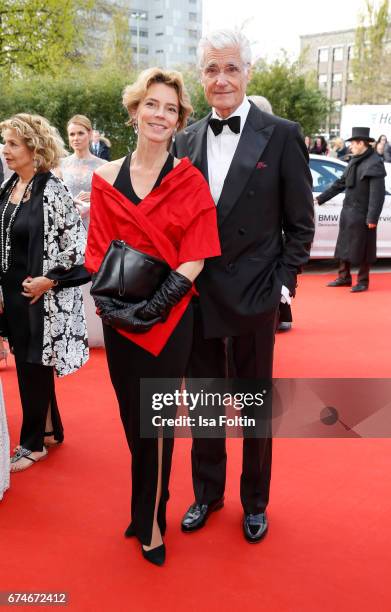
[300,29,356,136]
[93,0,202,69]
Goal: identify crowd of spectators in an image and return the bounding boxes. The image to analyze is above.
[305,133,391,163]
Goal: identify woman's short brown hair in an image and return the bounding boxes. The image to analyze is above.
[0,113,67,172]
[67,114,93,133]
[122,67,193,131]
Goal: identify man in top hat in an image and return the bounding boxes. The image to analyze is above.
[315,127,386,292]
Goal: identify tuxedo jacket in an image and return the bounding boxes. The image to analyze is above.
[173,102,314,338]
[90,140,111,161]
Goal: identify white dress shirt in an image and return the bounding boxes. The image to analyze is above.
[207,96,251,205]
[206,97,291,305]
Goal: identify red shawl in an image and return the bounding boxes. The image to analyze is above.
[85,157,220,355]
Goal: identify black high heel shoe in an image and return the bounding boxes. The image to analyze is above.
[142,543,166,566]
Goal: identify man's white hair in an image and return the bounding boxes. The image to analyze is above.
[197,28,252,71]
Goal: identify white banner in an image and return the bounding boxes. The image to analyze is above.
[340,105,391,141]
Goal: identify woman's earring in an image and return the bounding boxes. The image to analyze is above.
[33,158,38,173]
[172,128,177,142]
[132,121,139,135]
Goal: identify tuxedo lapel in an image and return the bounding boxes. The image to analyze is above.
[217,105,275,226]
[186,113,211,181]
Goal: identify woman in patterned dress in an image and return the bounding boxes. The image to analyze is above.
[0,114,89,472]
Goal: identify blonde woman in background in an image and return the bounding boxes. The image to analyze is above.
[60,115,107,230]
[329,137,348,160]
[59,115,107,346]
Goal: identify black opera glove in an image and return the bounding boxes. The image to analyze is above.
[93,295,119,317]
[137,270,193,322]
[101,299,162,333]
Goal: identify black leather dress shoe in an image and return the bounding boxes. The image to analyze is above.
[243,513,268,543]
[181,498,224,532]
[327,278,352,287]
[351,284,368,292]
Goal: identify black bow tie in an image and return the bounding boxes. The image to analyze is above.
[209,116,241,136]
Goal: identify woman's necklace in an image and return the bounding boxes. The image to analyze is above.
[0,177,34,274]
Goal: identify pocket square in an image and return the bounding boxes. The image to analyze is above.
[256,161,268,169]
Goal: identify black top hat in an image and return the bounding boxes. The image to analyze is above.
[346,127,375,143]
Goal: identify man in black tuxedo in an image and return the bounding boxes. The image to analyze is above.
[173,29,314,542]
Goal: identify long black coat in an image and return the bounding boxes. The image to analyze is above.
[317,149,386,264]
[173,102,314,338]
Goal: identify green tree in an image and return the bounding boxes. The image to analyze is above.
[182,70,210,121]
[0,0,91,78]
[0,66,136,158]
[247,56,331,135]
[102,7,132,71]
[349,0,391,103]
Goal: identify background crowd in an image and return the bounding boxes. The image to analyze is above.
[305,132,391,162]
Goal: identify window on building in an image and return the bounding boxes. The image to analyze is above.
[156,49,164,54]
[132,46,149,55]
[189,29,198,38]
[189,0,197,3]
[348,45,355,60]
[333,47,343,62]
[189,12,197,21]
[332,73,342,84]
[155,14,163,18]
[189,47,196,56]
[330,124,339,137]
[318,74,327,87]
[131,10,148,20]
[318,48,329,63]
[348,72,354,82]
[156,32,163,36]
[130,28,148,37]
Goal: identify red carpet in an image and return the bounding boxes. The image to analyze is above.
[1,273,391,612]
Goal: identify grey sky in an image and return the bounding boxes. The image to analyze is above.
[203,0,367,61]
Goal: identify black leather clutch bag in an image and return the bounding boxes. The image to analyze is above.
[91,239,171,302]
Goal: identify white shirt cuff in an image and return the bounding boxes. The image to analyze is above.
[280,285,291,305]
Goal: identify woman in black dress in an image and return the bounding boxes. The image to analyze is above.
[86,68,221,566]
[0,114,89,472]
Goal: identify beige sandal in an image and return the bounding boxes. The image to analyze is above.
[10,447,48,472]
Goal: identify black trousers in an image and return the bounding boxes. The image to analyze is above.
[279,302,292,323]
[338,260,370,286]
[103,304,193,546]
[187,301,278,515]
[15,359,63,452]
